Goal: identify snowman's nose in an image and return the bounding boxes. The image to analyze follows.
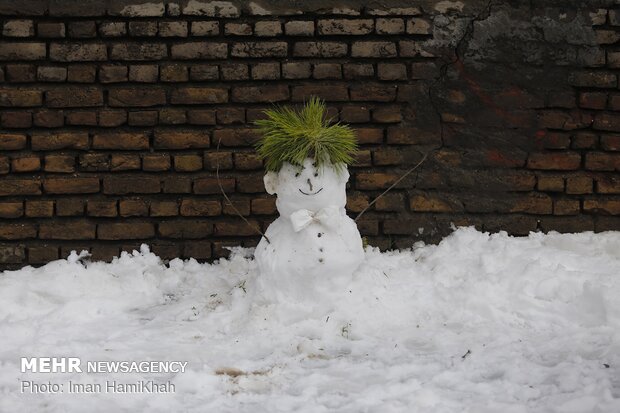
[307,178,313,191]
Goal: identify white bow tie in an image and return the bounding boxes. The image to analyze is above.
[290,206,342,232]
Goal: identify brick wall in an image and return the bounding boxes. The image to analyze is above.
[0,0,619,268]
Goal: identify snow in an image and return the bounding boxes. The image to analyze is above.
[256,159,364,304]
[1,227,619,412]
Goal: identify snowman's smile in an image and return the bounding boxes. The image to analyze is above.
[299,188,324,196]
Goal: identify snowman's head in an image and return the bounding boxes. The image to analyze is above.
[264,158,349,217]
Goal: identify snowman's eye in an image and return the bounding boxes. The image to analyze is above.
[314,173,318,177]
[295,172,300,177]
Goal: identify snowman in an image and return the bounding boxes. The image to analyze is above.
[253,98,364,304]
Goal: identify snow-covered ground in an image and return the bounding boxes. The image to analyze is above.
[1,227,619,412]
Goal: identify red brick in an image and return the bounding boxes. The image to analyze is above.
[554,199,580,216]
[28,246,59,264]
[111,43,167,60]
[527,152,581,170]
[373,106,402,123]
[44,155,75,173]
[103,176,160,194]
[142,154,171,171]
[163,177,191,193]
[66,111,97,126]
[410,193,462,212]
[387,127,439,145]
[188,109,216,125]
[356,173,400,190]
[191,21,220,36]
[171,42,227,59]
[597,176,620,194]
[5,64,36,82]
[0,134,26,150]
[376,18,405,34]
[50,42,106,61]
[34,110,65,127]
[160,64,188,82]
[215,221,262,236]
[566,176,593,194]
[171,87,228,104]
[56,199,84,216]
[174,155,203,171]
[231,41,287,57]
[25,201,54,218]
[108,88,166,107]
[93,132,149,150]
[0,224,37,240]
[317,19,373,35]
[350,84,397,102]
[119,199,148,217]
[568,71,616,88]
[98,223,155,240]
[251,198,276,214]
[351,41,397,58]
[571,132,598,149]
[237,175,265,193]
[0,89,42,107]
[128,21,157,36]
[150,201,178,216]
[341,106,370,123]
[584,199,620,215]
[346,193,369,213]
[31,132,89,150]
[0,244,25,264]
[601,135,620,151]
[0,202,23,218]
[111,154,140,171]
[154,131,210,149]
[585,152,620,171]
[46,87,103,108]
[377,64,407,80]
[375,193,404,211]
[194,177,234,194]
[128,111,158,126]
[594,113,620,132]
[510,194,553,214]
[158,220,212,238]
[183,241,212,260]
[0,42,46,60]
[234,153,263,170]
[67,65,96,82]
[44,178,99,194]
[291,85,348,102]
[79,153,109,171]
[12,156,40,172]
[355,128,384,144]
[180,199,222,216]
[221,64,249,81]
[1,111,32,128]
[293,41,347,57]
[232,85,289,103]
[84,110,118,127]
[579,92,607,109]
[213,129,259,147]
[40,221,95,240]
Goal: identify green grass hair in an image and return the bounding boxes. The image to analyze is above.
[254,97,358,172]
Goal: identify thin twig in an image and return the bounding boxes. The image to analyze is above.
[355,150,431,222]
[216,137,270,244]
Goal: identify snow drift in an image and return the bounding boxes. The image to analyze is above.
[1,227,619,412]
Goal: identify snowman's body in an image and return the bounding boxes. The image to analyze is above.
[254,158,364,303]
